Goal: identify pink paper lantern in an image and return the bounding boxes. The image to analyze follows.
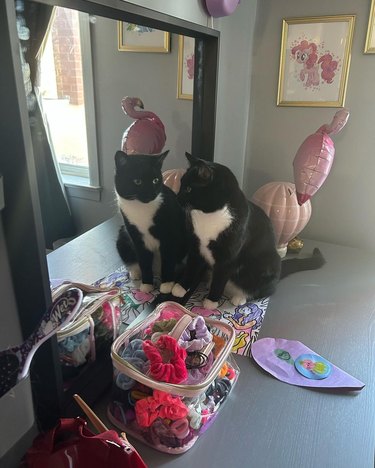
[162,169,186,194]
[251,182,312,257]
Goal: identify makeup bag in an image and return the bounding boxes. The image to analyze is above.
[23,417,147,468]
[52,282,123,381]
[107,301,239,454]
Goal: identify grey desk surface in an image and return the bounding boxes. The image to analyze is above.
[47,217,375,468]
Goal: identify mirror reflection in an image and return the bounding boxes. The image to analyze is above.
[25,4,194,246]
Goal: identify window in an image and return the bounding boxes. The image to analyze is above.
[39,7,100,196]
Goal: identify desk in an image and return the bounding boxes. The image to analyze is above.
[48,217,375,468]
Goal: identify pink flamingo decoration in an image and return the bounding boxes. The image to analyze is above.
[121,96,167,155]
[293,108,350,205]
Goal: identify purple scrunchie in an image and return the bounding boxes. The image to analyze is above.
[179,316,212,352]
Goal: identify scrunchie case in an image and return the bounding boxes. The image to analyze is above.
[108,301,239,454]
[51,281,123,384]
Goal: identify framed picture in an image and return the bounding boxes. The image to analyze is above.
[277,15,355,107]
[365,0,375,53]
[118,22,170,53]
[177,36,195,100]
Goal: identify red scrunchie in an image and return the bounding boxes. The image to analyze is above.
[143,335,187,384]
[135,390,188,427]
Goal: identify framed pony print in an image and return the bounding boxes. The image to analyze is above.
[277,15,355,107]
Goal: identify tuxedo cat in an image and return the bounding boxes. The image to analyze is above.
[171,153,325,309]
[115,150,187,294]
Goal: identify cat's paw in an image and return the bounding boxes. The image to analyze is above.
[203,298,219,310]
[230,295,247,306]
[171,283,187,298]
[160,282,175,294]
[140,283,154,293]
[128,264,141,281]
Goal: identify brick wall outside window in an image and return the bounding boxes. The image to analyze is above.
[51,8,84,105]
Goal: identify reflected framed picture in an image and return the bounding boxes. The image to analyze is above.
[277,15,355,107]
[177,36,195,100]
[364,0,375,53]
[118,22,170,53]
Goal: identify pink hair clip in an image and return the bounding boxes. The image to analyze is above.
[143,335,188,384]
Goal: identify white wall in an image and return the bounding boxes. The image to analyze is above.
[123,0,210,26]
[214,0,258,183]
[244,0,375,252]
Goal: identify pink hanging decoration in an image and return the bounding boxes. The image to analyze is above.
[251,182,312,257]
[293,108,349,205]
[121,96,166,155]
[162,169,186,194]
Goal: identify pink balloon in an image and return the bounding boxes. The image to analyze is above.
[121,96,166,155]
[293,108,349,205]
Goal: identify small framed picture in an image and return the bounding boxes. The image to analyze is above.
[277,15,355,107]
[118,22,170,53]
[177,36,195,100]
[364,0,375,53]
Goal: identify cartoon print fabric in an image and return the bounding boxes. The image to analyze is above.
[96,267,269,357]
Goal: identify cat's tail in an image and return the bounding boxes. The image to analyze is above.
[280,248,326,279]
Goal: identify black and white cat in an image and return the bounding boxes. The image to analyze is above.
[114,150,187,294]
[171,153,325,309]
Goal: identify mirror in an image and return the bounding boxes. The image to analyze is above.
[35,5,196,234]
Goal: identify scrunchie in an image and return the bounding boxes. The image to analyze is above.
[121,339,147,362]
[116,357,145,390]
[135,390,188,427]
[143,335,187,383]
[152,318,177,333]
[186,352,214,385]
[179,316,212,352]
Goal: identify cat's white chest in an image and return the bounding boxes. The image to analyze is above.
[190,205,233,266]
[117,194,162,251]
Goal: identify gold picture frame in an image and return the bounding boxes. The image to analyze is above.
[277,15,355,107]
[177,36,195,100]
[364,0,375,53]
[118,22,170,53]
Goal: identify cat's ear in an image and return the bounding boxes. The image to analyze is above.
[185,152,199,166]
[185,152,212,181]
[115,150,128,168]
[197,164,213,182]
[156,150,169,166]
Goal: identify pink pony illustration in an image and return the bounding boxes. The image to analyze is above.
[291,40,338,88]
[185,54,195,80]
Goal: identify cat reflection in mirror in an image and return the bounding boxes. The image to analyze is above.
[114,150,187,293]
[172,153,325,309]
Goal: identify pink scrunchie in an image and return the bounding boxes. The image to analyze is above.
[143,335,187,384]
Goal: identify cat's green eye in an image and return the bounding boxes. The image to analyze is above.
[152,178,159,184]
[134,179,142,185]
[186,186,192,193]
